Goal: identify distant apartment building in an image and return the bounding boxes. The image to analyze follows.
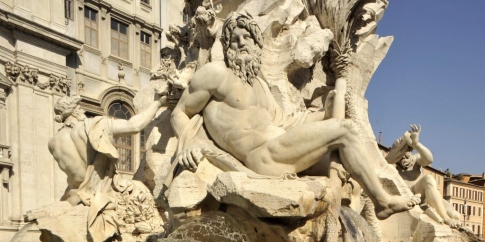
[468,174,485,238]
[444,176,484,236]
[0,0,161,240]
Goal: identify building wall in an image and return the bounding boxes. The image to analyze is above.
[161,0,185,47]
[0,0,161,240]
[446,180,484,236]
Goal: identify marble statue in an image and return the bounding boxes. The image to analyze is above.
[192,2,224,68]
[165,23,189,67]
[170,12,420,220]
[16,1,476,241]
[47,91,168,241]
[386,125,461,228]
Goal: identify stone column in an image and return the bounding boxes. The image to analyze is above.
[0,88,6,147]
[0,167,10,225]
[8,85,22,224]
[0,87,12,225]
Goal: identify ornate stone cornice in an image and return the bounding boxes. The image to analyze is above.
[79,95,104,116]
[99,85,136,112]
[0,72,13,90]
[4,61,70,94]
[0,9,83,51]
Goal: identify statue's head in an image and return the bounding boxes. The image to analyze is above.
[54,95,86,123]
[194,6,215,27]
[221,12,263,85]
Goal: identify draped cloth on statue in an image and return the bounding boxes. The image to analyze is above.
[164,77,310,189]
[77,116,134,242]
[254,77,309,130]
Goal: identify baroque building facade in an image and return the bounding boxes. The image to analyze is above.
[0,0,162,239]
[444,175,484,237]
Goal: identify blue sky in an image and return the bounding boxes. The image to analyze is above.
[367,1,485,174]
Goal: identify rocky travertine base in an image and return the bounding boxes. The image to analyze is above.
[161,159,345,242]
[159,211,287,242]
[27,181,167,242]
[26,201,89,242]
[165,159,331,217]
[207,172,329,218]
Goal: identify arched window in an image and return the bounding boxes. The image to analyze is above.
[108,102,134,171]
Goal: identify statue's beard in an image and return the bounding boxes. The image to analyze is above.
[226,47,261,86]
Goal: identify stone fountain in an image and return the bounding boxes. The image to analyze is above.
[20,0,479,242]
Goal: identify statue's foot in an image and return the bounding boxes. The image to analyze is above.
[444,218,461,228]
[376,194,421,220]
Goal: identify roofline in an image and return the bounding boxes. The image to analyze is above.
[423,165,446,175]
[444,178,485,189]
[0,8,83,51]
[377,143,390,151]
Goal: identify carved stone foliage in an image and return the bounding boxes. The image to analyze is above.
[5,61,38,85]
[115,181,166,239]
[294,0,388,120]
[4,61,71,94]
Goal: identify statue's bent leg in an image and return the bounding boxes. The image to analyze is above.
[245,118,420,219]
[413,175,460,227]
[245,118,351,175]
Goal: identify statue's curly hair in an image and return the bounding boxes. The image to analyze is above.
[220,12,263,52]
[54,95,82,123]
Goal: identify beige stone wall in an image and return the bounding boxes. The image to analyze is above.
[72,0,162,95]
[0,26,73,232]
[161,0,185,47]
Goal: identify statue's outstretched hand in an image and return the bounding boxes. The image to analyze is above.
[409,124,421,148]
[178,146,204,172]
[154,86,169,105]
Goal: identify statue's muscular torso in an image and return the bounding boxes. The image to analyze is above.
[199,62,285,162]
[48,123,92,187]
[397,158,423,190]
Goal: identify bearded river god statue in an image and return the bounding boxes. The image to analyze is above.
[169,12,419,219]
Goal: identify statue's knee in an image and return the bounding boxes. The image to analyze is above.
[423,175,436,187]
